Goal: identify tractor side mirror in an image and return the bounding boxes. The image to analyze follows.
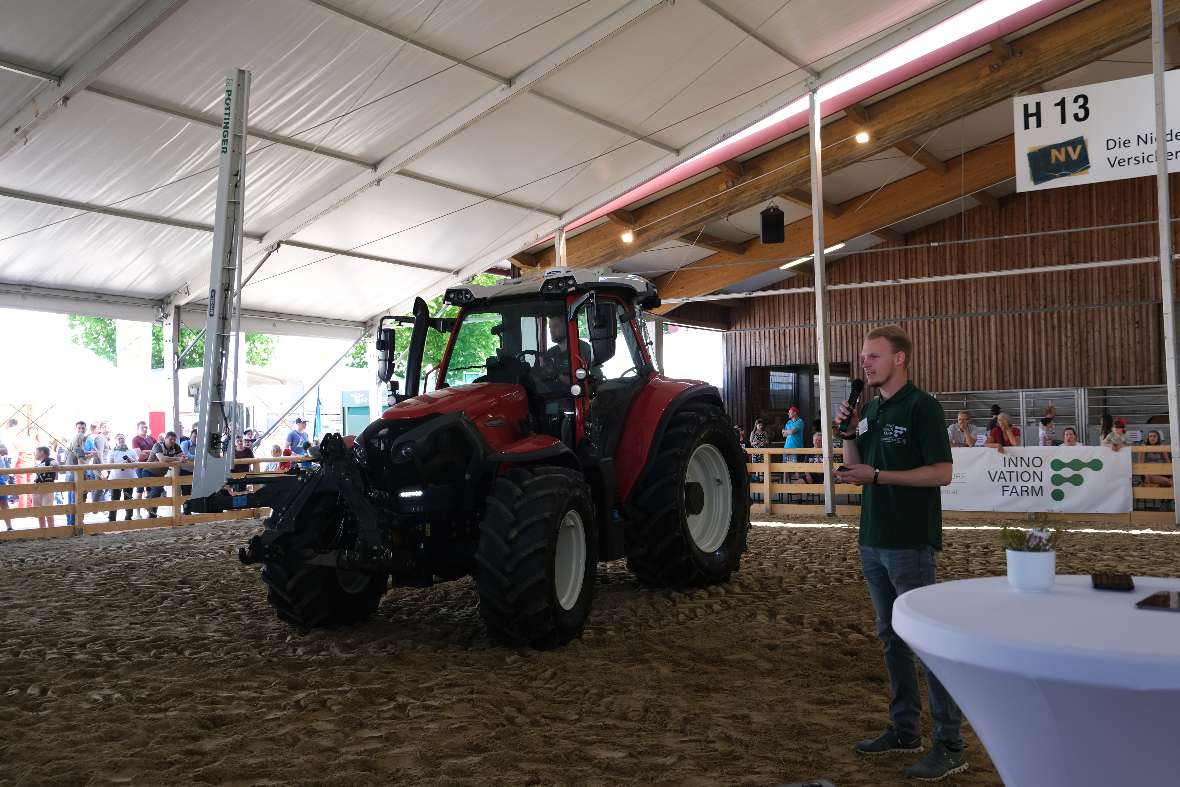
[586,301,617,366]
[375,326,396,383]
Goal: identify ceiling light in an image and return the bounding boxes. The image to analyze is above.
[779,242,846,270]
[855,130,871,144]
[620,229,635,243]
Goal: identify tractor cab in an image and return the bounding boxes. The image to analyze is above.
[436,269,660,454]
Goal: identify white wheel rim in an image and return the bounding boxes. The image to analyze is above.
[685,442,733,553]
[554,509,587,611]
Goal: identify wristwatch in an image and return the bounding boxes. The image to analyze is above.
[873,468,880,485]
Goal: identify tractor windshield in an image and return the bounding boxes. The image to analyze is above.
[441,299,567,388]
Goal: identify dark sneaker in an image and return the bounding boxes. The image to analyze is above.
[904,742,968,781]
[854,728,923,756]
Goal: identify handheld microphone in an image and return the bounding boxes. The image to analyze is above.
[837,379,865,433]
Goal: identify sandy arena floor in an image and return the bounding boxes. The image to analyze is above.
[1,517,1177,786]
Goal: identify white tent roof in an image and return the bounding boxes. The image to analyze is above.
[0,0,1146,333]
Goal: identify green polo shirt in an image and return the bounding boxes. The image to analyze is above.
[855,381,952,550]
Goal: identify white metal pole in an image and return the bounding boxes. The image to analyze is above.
[1151,0,1180,527]
[193,69,251,498]
[809,90,835,515]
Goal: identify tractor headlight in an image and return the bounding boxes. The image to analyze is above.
[398,442,415,460]
[540,275,574,294]
[398,487,424,499]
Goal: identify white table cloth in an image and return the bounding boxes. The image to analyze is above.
[893,575,1180,787]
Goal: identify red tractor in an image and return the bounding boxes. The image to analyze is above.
[195,269,748,649]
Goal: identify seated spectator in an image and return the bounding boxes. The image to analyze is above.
[1038,417,1056,446]
[947,410,979,447]
[279,446,294,473]
[1142,430,1172,487]
[33,446,57,529]
[985,413,1021,454]
[1061,426,1080,446]
[1101,417,1130,452]
[180,428,198,460]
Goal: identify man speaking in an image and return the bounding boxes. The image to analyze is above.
[833,325,965,782]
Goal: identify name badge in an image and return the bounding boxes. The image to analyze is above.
[857,417,869,436]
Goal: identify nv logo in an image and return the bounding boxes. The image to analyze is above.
[1027,136,1090,185]
[1049,457,1102,501]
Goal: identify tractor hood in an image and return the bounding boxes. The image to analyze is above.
[382,383,527,424]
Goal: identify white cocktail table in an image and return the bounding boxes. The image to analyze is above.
[893,575,1180,787]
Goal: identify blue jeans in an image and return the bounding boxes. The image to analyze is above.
[859,545,963,748]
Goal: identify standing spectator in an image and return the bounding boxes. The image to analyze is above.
[947,411,979,448]
[279,445,294,473]
[1102,417,1130,452]
[32,446,57,529]
[131,421,154,502]
[145,432,184,519]
[263,445,284,472]
[244,428,260,451]
[0,444,12,530]
[749,418,769,450]
[286,419,309,456]
[106,434,139,522]
[230,435,255,492]
[734,426,746,447]
[802,431,825,485]
[89,423,110,503]
[987,404,1001,433]
[180,428,199,460]
[831,324,964,779]
[985,413,1022,454]
[1038,417,1056,447]
[782,405,805,449]
[65,421,88,526]
[1099,413,1114,443]
[1061,427,1080,446]
[1043,401,1057,421]
[1142,430,1172,487]
[0,418,19,454]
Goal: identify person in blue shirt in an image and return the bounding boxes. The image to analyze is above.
[285,419,309,456]
[782,405,805,449]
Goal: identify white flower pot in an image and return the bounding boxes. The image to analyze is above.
[1006,549,1056,592]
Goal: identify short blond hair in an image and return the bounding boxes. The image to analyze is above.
[865,324,913,368]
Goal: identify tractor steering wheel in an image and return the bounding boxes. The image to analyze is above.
[516,350,544,367]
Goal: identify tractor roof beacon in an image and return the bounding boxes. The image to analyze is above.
[190,269,749,649]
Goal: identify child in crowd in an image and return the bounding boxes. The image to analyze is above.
[263,445,284,473]
[33,446,56,529]
[0,445,12,530]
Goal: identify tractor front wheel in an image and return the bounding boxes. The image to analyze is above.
[259,491,387,630]
[475,467,598,649]
[626,401,748,587]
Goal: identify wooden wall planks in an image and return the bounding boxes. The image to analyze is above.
[719,176,1174,430]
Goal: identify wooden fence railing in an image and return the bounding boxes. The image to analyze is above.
[746,445,1175,526]
[0,456,286,541]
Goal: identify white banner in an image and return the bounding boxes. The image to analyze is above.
[1013,70,1180,193]
[941,447,1131,513]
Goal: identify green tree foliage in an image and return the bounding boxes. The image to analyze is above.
[345,340,367,369]
[391,273,501,384]
[67,315,117,364]
[150,325,274,369]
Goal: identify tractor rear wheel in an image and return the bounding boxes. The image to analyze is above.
[259,491,387,630]
[626,401,748,587]
[475,466,597,649]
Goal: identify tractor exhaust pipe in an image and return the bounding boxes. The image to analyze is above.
[404,296,430,398]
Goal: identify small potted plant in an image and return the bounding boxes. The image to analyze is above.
[1002,526,1062,592]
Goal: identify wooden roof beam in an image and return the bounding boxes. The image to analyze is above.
[649,136,1016,310]
[718,159,745,179]
[849,103,946,175]
[679,231,748,256]
[972,189,1001,210]
[874,227,905,244]
[532,0,1180,271]
[778,188,844,219]
[510,251,538,268]
[605,209,635,227]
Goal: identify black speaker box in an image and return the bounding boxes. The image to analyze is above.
[761,204,785,244]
